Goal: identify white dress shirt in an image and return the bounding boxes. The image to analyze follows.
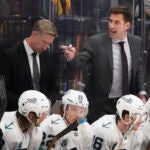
[23,39,40,78]
[109,35,132,98]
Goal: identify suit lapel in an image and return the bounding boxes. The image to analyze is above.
[18,43,33,87]
[105,35,113,71]
[127,34,136,74]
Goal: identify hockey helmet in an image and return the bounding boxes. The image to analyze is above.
[62,89,89,110]
[18,90,51,119]
[116,94,144,120]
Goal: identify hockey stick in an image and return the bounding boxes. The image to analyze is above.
[0,75,7,121]
[47,119,79,150]
[114,115,141,150]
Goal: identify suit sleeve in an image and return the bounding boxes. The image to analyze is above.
[0,51,19,110]
[134,36,146,94]
[67,36,94,72]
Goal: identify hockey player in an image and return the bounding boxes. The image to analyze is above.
[140,98,150,150]
[0,90,50,150]
[91,94,145,150]
[39,89,94,150]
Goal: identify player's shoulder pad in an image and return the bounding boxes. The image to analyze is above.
[92,115,115,129]
[1,112,24,143]
[41,114,67,135]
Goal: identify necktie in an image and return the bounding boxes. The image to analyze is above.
[118,42,129,95]
[32,52,40,90]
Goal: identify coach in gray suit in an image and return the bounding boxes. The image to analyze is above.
[61,6,146,123]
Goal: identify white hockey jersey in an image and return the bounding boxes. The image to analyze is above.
[39,114,94,150]
[91,115,143,150]
[0,111,43,150]
[140,121,150,150]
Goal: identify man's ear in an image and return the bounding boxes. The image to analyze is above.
[28,112,36,122]
[123,114,130,122]
[125,22,131,30]
[28,112,32,121]
[36,112,47,126]
[31,31,38,36]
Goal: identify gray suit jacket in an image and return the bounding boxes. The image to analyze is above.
[68,33,145,122]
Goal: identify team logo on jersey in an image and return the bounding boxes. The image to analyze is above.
[5,122,13,129]
[51,118,60,124]
[102,122,112,128]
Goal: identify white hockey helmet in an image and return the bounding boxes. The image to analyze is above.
[116,94,144,120]
[18,90,51,119]
[62,89,89,110]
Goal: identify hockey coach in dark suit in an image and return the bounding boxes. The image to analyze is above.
[0,19,59,111]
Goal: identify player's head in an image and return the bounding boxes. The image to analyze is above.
[29,19,58,53]
[108,6,132,40]
[62,89,89,124]
[32,19,57,37]
[116,94,144,130]
[18,90,51,126]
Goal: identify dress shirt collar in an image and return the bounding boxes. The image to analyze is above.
[112,34,128,44]
[23,39,39,56]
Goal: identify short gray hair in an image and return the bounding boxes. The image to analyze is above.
[32,19,58,37]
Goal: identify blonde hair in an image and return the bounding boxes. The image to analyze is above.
[32,19,58,37]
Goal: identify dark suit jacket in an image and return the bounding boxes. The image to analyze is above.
[68,33,145,122]
[0,42,58,111]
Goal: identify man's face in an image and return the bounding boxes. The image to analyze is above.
[31,31,55,53]
[125,114,143,131]
[28,112,46,126]
[108,13,131,40]
[131,115,143,131]
[65,105,87,124]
